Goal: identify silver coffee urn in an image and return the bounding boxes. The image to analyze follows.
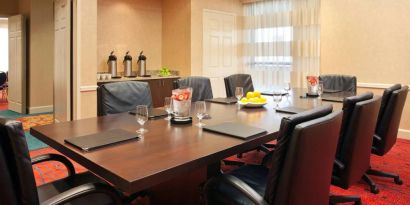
[137,51,147,77]
[107,51,118,77]
[123,51,133,77]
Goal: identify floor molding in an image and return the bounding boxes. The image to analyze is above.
[29,105,53,114]
[399,129,410,140]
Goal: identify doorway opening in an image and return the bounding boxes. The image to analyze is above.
[0,17,9,110]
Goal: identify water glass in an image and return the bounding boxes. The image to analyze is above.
[195,101,207,127]
[164,97,173,120]
[235,87,244,109]
[318,83,324,98]
[284,83,291,95]
[135,105,149,134]
[273,91,283,109]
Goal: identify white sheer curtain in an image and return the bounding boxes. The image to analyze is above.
[242,0,320,90]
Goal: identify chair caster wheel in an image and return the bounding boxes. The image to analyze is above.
[371,186,379,194]
[394,177,403,185]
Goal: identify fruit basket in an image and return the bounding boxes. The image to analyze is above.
[239,91,267,108]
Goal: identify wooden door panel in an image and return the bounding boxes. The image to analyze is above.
[54,0,71,122]
[8,15,26,113]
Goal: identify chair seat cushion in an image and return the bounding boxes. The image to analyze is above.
[212,165,269,205]
[37,172,114,205]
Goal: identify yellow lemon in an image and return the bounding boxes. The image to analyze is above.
[246,92,255,99]
[260,97,267,103]
[254,91,261,98]
[240,98,248,103]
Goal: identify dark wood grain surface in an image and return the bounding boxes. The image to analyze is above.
[30,89,343,194]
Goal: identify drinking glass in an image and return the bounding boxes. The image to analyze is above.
[195,101,207,127]
[318,83,324,99]
[135,105,149,134]
[284,82,292,95]
[164,97,173,120]
[235,87,244,109]
[273,91,283,109]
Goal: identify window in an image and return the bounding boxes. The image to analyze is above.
[0,18,8,72]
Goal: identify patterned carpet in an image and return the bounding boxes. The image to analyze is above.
[2,106,410,204]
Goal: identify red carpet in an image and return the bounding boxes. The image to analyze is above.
[31,139,410,204]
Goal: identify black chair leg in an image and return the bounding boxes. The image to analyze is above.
[329,195,361,205]
[367,168,403,185]
[362,174,379,194]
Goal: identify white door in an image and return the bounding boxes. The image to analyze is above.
[54,0,71,122]
[203,10,237,98]
[8,15,26,114]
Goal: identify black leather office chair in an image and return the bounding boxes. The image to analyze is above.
[319,74,357,94]
[97,81,153,116]
[367,85,408,184]
[0,118,124,205]
[174,76,213,102]
[224,74,254,97]
[204,106,359,205]
[332,93,382,194]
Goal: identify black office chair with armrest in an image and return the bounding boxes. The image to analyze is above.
[0,118,124,205]
[367,85,408,184]
[97,81,153,116]
[224,74,254,98]
[332,93,382,194]
[174,76,213,102]
[319,74,357,94]
[204,106,361,205]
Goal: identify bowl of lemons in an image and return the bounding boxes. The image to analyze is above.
[238,91,268,108]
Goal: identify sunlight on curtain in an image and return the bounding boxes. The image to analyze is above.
[242,0,320,90]
[0,18,8,73]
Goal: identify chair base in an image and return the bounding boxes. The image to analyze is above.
[367,168,403,185]
[329,195,361,205]
[362,174,380,194]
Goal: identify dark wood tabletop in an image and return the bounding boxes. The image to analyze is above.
[30,89,344,194]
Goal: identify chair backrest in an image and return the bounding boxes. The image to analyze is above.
[0,72,7,86]
[224,74,254,97]
[175,76,213,102]
[264,105,334,204]
[337,92,374,155]
[319,74,357,94]
[373,85,408,155]
[335,96,382,188]
[0,119,39,205]
[97,81,153,116]
[267,110,343,205]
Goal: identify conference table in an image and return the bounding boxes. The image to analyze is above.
[30,89,345,204]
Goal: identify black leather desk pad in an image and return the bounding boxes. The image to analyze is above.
[205,98,238,104]
[203,122,267,140]
[276,106,309,114]
[65,129,139,151]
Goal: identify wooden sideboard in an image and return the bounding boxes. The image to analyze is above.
[97,76,180,108]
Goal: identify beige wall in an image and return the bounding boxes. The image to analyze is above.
[162,0,191,76]
[321,0,410,131]
[29,0,54,111]
[190,0,243,76]
[97,0,163,73]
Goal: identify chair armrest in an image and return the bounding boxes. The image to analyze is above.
[204,174,268,205]
[334,159,345,170]
[32,154,76,177]
[41,182,123,205]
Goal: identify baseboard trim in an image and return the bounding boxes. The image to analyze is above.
[29,105,53,114]
[358,82,410,90]
[399,129,410,140]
